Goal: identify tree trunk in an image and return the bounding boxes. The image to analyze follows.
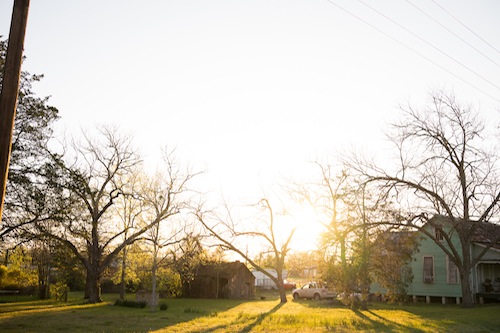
[360,226,369,310]
[37,263,50,300]
[274,260,287,303]
[460,248,475,307]
[119,247,127,301]
[84,272,90,299]
[151,254,158,312]
[457,233,475,308]
[460,268,474,307]
[276,270,287,303]
[86,267,102,303]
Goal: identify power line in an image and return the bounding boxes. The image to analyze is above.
[406,0,500,69]
[430,0,500,56]
[323,0,500,104]
[356,0,500,92]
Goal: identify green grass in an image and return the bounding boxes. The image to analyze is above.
[0,292,499,332]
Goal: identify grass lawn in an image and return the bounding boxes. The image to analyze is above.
[0,292,499,332]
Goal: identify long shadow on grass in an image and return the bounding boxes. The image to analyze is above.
[295,301,426,332]
[351,309,425,333]
[190,302,284,333]
[237,302,284,333]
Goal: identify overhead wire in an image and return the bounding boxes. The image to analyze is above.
[355,0,500,92]
[323,0,500,103]
[430,0,500,56]
[406,0,500,69]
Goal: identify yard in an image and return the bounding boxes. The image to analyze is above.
[0,291,499,332]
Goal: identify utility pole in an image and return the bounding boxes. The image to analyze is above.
[0,0,30,221]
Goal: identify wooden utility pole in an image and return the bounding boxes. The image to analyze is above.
[0,0,30,221]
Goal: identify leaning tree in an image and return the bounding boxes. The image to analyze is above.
[196,197,295,303]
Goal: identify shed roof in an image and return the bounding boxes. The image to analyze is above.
[195,261,254,279]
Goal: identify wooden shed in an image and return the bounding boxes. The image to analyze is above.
[188,261,255,299]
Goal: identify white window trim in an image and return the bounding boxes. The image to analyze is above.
[423,255,435,284]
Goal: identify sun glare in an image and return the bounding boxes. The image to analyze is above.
[283,204,325,252]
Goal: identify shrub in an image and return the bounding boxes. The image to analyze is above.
[51,282,69,301]
[114,299,147,308]
[159,303,168,311]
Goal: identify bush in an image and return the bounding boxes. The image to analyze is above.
[51,282,68,301]
[101,278,120,293]
[159,303,168,311]
[114,299,147,308]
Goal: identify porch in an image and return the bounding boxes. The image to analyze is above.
[476,262,500,293]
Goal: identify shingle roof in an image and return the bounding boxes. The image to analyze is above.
[195,261,253,279]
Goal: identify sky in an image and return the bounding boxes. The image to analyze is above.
[1,0,500,252]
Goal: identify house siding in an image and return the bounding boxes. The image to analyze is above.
[189,262,255,299]
[370,217,500,301]
[408,224,463,298]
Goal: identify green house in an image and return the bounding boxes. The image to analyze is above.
[372,215,500,304]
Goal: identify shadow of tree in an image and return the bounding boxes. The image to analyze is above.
[358,309,426,333]
[237,302,284,333]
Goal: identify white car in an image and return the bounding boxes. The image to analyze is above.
[292,282,335,300]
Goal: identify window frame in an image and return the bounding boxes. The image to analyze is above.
[423,256,434,284]
[446,256,459,284]
[435,227,444,242]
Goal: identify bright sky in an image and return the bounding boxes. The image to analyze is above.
[1,0,499,252]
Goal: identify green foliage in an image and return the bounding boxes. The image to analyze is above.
[0,248,37,294]
[159,302,168,311]
[110,243,147,291]
[370,231,420,302]
[114,299,147,308]
[0,37,61,241]
[51,282,68,301]
[170,234,208,297]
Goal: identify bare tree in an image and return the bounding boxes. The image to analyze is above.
[114,172,143,301]
[169,233,207,297]
[140,154,195,310]
[38,129,197,303]
[292,164,356,296]
[196,198,295,303]
[293,162,409,309]
[353,91,500,307]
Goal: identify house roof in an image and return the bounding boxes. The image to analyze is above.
[471,222,500,250]
[195,261,254,279]
[428,215,500,248]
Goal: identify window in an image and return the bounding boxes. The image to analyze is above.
[447,256,459,284]
[435,227,444,242]
[423,256,434,283]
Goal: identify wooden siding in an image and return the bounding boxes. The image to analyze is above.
[408,223,463,297]
[189,262,255,299]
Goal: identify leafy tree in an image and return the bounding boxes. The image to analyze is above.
[0,37,60,238]
[0,246,37,293]
[369,230,419,302]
